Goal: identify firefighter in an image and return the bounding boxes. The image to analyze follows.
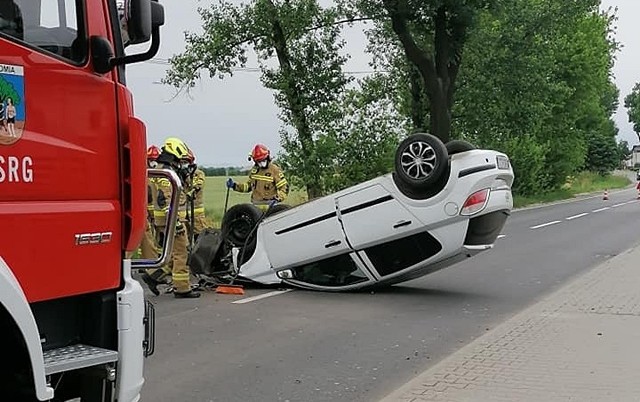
[141,137,201,299]
[126,145,161,260]
[183,149,208,239]
[226,144,289,210]
[139,145,161,259]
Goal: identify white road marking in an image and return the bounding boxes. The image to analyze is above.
[497,235,506,239]
[566,213,588,220]
[530,221,562,230]
[592,207,610,213]
[232,289,294,304]
[611,202,626,208]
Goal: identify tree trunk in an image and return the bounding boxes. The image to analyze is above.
[409,65,427,132]
[383,1,462,143]
[429,90,450,143]
[267,0,323,199]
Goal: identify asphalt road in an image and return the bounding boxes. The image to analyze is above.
[140,186,640,402]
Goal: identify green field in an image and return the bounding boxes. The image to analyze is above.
[202,176,308,227]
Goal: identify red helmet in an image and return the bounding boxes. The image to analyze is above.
[187,148,195,163]
[251,144,270,162]
[147,145,160,161]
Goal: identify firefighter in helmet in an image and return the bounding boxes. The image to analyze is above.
[141,137,200,299]
[226,144,289,209]
[139,145,161,259]
[183,149,208,239]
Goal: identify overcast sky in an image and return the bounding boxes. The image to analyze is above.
[125,0,640,167]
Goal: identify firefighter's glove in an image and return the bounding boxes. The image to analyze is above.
[226,178,235,189]
[185,188,196,199]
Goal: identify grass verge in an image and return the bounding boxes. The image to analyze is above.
[513,171,632,208]
[203,176,307,227]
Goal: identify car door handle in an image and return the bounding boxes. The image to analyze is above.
[393,220,412,229]
[324,240,342,248]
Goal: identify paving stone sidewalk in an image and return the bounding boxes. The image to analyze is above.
[380,242,640,402]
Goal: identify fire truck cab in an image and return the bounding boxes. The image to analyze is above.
[0,0,177,401]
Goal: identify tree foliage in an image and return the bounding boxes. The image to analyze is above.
[624,83,640,142]
[616,139,631,163]
[452,0,620,192]
[165,0,623,200]
[164,0,351,199]
[0,76,21,105]
[340,0,492,142]
[279,74,408,192]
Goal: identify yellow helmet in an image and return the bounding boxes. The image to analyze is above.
[162,137,190,160]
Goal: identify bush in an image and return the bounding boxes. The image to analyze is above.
[482,134,549,196]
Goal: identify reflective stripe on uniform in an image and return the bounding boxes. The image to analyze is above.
[178,207,205,217]
[173,273,190,282]
[251,174,274,182]
[276,179,287,188]
[236,182,251,192]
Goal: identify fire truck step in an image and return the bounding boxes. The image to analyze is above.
[43,344,119,375]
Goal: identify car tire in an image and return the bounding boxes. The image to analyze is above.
[446,139,476,155]
[393,133,449,198]
[188,228,224,276]
[265,203,292,218]
[220,203,262,248]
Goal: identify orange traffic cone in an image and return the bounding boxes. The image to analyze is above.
[603,189,609,200]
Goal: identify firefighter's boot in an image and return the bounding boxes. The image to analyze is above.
[141,269,168,296]
[174,290,201,299]
[141,273,160,296]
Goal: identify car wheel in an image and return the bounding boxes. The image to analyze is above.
[446,139,476,155]
[221,203,262,248]
[188,228,224,276]
[265,203,292,218]
[393,133,449,197]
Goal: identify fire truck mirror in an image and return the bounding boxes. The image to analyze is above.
[113,0,164,65]
[119,0,164,46]
[91,36,115,74]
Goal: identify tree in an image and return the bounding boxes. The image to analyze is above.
[164,0,350,199]
[0,76,21,106]
[452,0,619,193]
[624,83,640,142]
[343,0,492,143]
[616,139,631,165]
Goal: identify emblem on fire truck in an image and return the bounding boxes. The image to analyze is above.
[0,63,25,146]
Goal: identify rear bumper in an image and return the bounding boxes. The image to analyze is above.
[464,209,510,246]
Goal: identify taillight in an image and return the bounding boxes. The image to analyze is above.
[461,188,490,216]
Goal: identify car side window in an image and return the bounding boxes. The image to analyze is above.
[290,254,369,287]
[2,0,86,64]
[364,232,442,276]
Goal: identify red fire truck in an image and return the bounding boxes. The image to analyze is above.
[0,1,179,400]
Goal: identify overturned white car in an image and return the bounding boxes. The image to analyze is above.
[190,133,514,291]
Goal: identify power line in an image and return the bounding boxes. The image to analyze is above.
[145,57,387,75]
